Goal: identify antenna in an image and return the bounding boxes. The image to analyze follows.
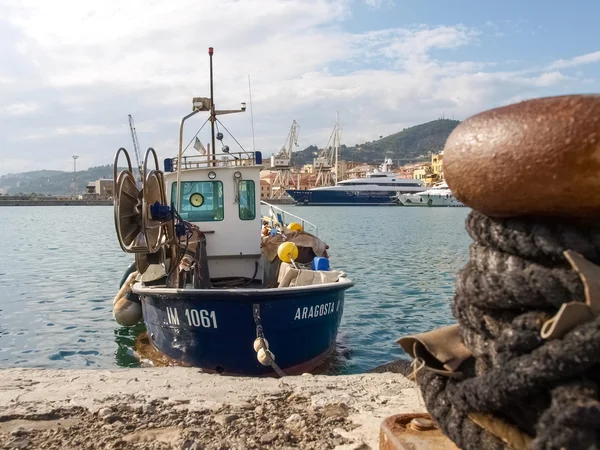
[209,47,216,160]
[248,74,256,152]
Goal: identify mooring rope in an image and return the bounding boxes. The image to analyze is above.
[416,210,600,450]
[252,304,286,377]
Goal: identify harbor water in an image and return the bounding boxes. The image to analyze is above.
[0,205,470,374]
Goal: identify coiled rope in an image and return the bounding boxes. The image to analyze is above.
[416,210,600,450]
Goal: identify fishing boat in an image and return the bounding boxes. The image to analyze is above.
[111,47,353,376]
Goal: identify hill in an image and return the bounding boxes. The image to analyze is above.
[0,165,117,196]
[291,118,460,166]
[0,119,460,195]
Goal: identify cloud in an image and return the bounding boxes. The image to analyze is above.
[22,125,123,141]
[549,51,600,69]
[531,71,571,87]
[0,102,39,116]
[360,25,478,62]
[363,0,394,8]
[0,0,597,175]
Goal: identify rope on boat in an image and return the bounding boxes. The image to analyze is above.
[252,303,286,377]
[113,271,138,306]
[414,210,600,450]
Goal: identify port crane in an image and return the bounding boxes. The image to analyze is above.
[128,114,143,182]
[270,120,299,199]
[313,113,342,188]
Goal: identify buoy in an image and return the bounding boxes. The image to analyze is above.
[253,337,269,352]
[113,297,143,326]
[257,348,275,366]
[277,242,298,263]
[287,222,303,232]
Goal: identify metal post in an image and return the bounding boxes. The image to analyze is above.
[72,155,79,197]
[248,74,256,153]
[335,111,340,183]
[177,110,201,212]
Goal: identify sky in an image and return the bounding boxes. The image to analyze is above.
[0,0,599,175]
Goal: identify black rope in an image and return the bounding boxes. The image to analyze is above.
[416,210,600,450]
[242,261,259,286]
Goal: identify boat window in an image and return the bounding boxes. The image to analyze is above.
[171,181,224,222]
[238,180,256,220]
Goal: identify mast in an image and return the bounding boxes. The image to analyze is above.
[177,47,247,208]
[335,111,340,183]
[209,47,216,162]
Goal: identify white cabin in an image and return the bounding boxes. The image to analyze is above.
[164,153,263,280]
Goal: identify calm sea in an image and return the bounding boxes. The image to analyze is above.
[0,205,471,373]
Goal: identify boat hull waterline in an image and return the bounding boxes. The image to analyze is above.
[134,280,353,376]
[286,189,400,206]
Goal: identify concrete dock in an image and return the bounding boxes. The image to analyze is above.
[0,368,423,449]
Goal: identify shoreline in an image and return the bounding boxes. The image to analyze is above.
[0,200,112,206]
[0,368,422,449]
[0,199,297,206]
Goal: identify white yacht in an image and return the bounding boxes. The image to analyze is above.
[287,159,425,206]
[397,181,465,207]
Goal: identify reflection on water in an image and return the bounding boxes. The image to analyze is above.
[114,323,147,368]
[0,205,470,374]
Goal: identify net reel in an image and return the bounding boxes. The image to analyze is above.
[113,147,173,254]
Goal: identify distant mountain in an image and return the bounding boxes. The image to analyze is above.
[0,165,117,196]
[1,119,460,195]
[291,118,460,166]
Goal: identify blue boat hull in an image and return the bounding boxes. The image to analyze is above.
[286,189,399,206]
[137,283,350,375]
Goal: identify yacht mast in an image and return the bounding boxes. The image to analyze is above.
[334,111,340,183]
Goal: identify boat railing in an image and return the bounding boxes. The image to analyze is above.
[261,201,319,236]
[167,151,263,171]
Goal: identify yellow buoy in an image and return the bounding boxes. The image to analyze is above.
[277,242,299,263]
[287,222,303,232]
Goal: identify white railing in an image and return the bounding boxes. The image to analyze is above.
[172,152,260,170]
[261,201,318,236]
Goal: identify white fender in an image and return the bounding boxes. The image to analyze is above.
[113,297,143,326]
[257,348,275,366]
[253,337,269,352]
